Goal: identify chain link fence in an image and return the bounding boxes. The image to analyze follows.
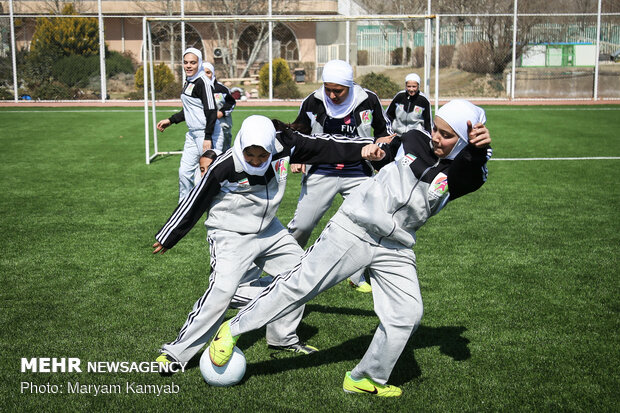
[0,11,619,102]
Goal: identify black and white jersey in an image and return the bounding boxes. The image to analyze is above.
[212,80,236,118]
[386,91,432,136]
[168,75,218,140]
[292,84,393,177]
[155,128,374,249]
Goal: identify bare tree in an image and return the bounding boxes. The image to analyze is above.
[195,0,300,78]
[354,0,427,65]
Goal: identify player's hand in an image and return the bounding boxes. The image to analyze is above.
[152,242,168,255]
[362,144,385,161]
[467,121,491,148]
[375,134,397,144]
[203,139,212,151]
[157,119,171,132]
[290,163,306,173]
[217,111,224,119]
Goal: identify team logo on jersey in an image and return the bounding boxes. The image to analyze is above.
[360,110,373,125]
[413,105,424,115]
[237,177,250,187]
[272,158,289,182]
[214,93,225,104]
[184,83,195,95]
[401,153,417,167]
[428,173,448,199]
[306,112,317,122]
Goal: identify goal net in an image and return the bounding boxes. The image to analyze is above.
[142,14,434,164]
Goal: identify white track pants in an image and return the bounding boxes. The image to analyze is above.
[231,220,423,384]
[162,219,306,363]
[180,124,221,202]
[287,173,369,285]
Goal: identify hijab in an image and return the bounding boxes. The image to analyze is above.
[203,61,215,84]
[321,60,357,119]
[405,73,421,85]
[435,99,486,160]
[183,47,204,82]
[232,115,277,175]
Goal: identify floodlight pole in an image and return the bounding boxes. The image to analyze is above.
[593,0,601,100]
[434,14,439,113]
[181,0,186,60]
[510,0,517,100]
[98,0,107,103]
[269,0,273,101]
[9,0,18,102]
[143,18,150,164]
[423,0,431,94]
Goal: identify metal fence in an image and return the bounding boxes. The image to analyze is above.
[0,11,619,103]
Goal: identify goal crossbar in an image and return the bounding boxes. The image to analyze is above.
[143,14,435,164]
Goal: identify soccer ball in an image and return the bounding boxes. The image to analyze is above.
[200,346,246,387]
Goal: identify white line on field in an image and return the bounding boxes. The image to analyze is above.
[1,107,619,114]
[492,157,620,161]
[0,108,299,113]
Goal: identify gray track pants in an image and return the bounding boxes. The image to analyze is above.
[162,219,306,363]
[287,173,369,285]
[230,220,424,384]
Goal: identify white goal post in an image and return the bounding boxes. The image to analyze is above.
[143,14,435,164]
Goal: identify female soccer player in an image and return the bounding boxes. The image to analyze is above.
[152,115,381,366]
[287,59,393,292]
[386,73,432,136]
[156,48,220,202]
[208,100,492,397]
[203,62,236,152]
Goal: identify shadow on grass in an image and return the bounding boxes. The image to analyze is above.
[244,326,469,386]
[185,303,469,387]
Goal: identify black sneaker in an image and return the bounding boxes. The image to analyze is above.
[268,341,318,354]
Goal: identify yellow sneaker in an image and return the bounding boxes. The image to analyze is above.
[342,371,402,397]
[349,279,372,293]
[209,320,238,367]
[156,353,176,377]
[156,353,174,365]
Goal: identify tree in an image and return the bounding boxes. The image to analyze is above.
[200,0,300,78]
[25,4,102,88]
[29,4,100,60]
[354,0,427,66]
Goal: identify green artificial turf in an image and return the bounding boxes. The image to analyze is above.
[0,105,618,412]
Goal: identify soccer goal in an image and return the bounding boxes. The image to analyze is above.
[143,14,435,164]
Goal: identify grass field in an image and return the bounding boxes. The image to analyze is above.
[1,105,618,412]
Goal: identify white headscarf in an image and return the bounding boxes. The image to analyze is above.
[203,62,215,80]
[321,60,356,119]
[232,115,277,175]
[405,73,421,85]
[435,99,486,160]
[183,47,204,82]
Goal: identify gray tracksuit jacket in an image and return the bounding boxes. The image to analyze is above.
[332,129,492,249]
[169,75,218,140]
[386,90,432,136]
[155,127,374,249]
